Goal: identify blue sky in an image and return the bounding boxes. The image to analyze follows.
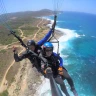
[1,0,96,14]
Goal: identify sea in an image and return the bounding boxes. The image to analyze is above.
[35,11,96,96]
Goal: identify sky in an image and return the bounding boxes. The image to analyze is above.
[1,0,96,14]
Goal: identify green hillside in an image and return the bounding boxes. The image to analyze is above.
[0,9,53,45]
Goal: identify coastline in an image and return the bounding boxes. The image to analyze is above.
[16,15,78,96]
[0,13,82,96]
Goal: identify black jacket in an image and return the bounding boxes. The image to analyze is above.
[39,52,61,77]
[14,45,41,64]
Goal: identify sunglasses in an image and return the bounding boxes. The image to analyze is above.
[45,48,53,52]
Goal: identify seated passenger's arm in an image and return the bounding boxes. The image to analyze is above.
[37,29,53,46]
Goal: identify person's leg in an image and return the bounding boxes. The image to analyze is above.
[62,68,78,96]
[55,76,70,96]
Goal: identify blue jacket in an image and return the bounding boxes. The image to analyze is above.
[37,29,52,46]
[53,52,63,67]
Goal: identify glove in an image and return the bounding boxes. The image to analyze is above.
[58,67,63,75]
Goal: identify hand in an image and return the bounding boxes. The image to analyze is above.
[58,67,63,71]
[58,67,63,75]
[13,46,18,53]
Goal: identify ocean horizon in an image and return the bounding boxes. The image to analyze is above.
[36,12,96,96]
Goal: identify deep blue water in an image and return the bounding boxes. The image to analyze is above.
[45,12,96,96]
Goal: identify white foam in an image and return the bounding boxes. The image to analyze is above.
[76,33,85,38]
[35,76,51,96]
[55,27,76,41]
[42,17,54,28]
[91,36,96,38]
